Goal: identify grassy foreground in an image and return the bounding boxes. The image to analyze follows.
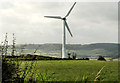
[18,60,119,82]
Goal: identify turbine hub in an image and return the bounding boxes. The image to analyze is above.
[62,18,66,20]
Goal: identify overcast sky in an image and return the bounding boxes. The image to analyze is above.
[0,1,118,45]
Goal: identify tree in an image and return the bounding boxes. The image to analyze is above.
[98,56,106,61]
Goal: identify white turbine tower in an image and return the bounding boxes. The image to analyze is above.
[44,2,76,58]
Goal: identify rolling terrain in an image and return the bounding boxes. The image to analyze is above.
[7,43,119,59]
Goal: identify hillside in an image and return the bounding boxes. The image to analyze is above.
[7,43,119,59]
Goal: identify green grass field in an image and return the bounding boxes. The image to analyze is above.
[18,60,119,82]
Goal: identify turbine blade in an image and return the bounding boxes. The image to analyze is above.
[65,2,76,18]
[64,20,73,37]
[44,16,62,19]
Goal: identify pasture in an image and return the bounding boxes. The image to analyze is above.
[18,60,119,82]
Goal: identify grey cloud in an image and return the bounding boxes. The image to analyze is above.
[0,2,14,9]
[0,2,118,44]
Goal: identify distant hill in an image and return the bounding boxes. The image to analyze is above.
[9,43,119,58]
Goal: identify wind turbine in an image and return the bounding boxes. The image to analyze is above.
[44,2,76,58]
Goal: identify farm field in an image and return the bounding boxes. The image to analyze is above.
[19,60,119,82]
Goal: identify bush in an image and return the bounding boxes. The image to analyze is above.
[2,56,35,82]
[2,57,16,82]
